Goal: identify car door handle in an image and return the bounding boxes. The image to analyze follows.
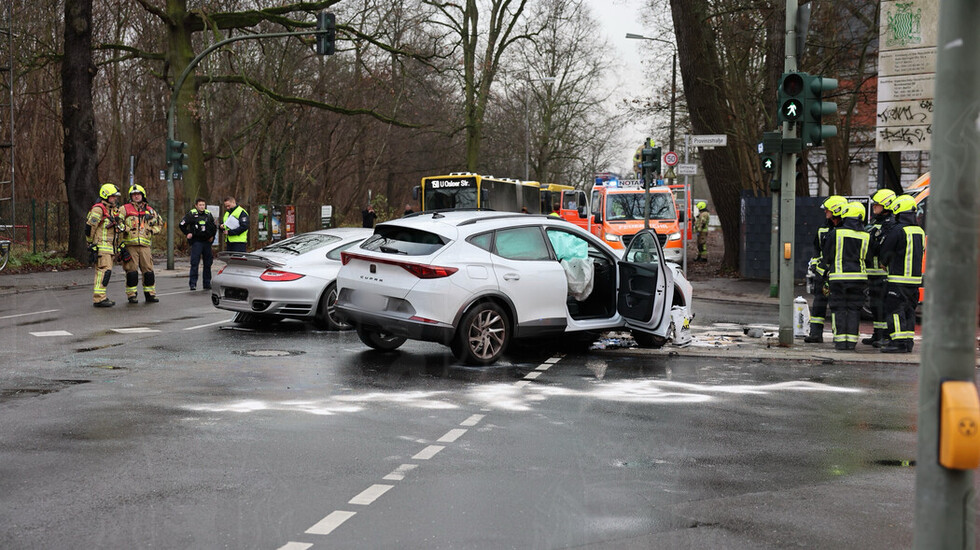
[503,273,520,281]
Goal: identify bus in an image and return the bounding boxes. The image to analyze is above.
[414,173,541,213]
[539,183,574,213]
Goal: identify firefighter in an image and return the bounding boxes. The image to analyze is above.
[804,195,847,343]
[821,201,869,350]
[694,201,710,262]
[86,183,124,307]
[878,195,925,353]
[863,189,897,346]
[120,184,162,303]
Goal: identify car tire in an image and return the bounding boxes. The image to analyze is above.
[632,329,667,349]
[452,302,510,365]
[313,283,351,331]
[356,326,406,351]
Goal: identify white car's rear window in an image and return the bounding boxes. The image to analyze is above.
[362,226,447,256]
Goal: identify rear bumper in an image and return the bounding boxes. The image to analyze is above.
[337,302,455,345]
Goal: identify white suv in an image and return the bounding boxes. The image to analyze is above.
[336,211,692,365]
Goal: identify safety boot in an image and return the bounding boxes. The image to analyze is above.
[93,298,115,308]
[834,341,848,350]
[145,293,159,303]
[803,324,824,343]
[881,340,911,354]
[127,295,139,304]
[862,328,884,346]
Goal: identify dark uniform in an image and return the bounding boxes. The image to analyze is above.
[863,206,895,345]
[180,205,218,290]
[878,202,924,353]
[821,205,869,350]
[805,220,834,343]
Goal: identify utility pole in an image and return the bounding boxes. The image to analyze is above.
[913,1,980,546]
[777,0,798,346]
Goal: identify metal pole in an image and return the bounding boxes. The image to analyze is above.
[770,191,779,297]
[669,53,676,154]
[913,1,980,546]
[682,134,690,274]
[778,0,798,346]
[525,89,530,181]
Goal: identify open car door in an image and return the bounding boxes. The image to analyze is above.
[616,229,674,345]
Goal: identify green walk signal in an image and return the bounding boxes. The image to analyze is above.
[777,72,805,124]
[762,156,776,173]
[166,138,189,178]
[801,74,838,147]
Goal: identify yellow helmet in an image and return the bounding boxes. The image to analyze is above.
[871,188,896,208]
[841,201,865,219]
[696,201,707,210]
[822,195,847,217]
[890,195,916,215]
[129,184,146,197]
[99,183,121,200]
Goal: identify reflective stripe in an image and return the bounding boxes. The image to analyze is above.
[873,321,888,329]
[827,228,869,282]
[223,206,248,243]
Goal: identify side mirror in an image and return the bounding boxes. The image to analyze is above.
[677,209,685,222]
[593,212,602,225]
[578,205,587,218]
[412,186,420,201]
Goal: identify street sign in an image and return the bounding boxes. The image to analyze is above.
[663,151,679,166]
[691,134,728,147]
[677,164,698,175]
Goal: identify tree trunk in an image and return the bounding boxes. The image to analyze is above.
[670,0,742,273]
[167,0,207,204]
[61,0,99,263]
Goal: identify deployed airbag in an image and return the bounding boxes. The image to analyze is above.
[561,257,594,301]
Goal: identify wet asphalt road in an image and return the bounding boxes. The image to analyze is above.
[0,278,926,548]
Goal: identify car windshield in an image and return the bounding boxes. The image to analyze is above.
[606,193,676,221]
[425,188,478,210]
[361,225,447,256]
[260,233,342,256]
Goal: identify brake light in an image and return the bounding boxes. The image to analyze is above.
[341,251,458,279]
[217,266,226,275]
[260,269,305,282]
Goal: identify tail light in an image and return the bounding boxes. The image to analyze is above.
[341,251,457,279]
[260,269,305,282]
[217,266,226,275]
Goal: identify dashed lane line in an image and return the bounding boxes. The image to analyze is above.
[460,414,485,427]
[514,380,531,388]
[349,484,394,506]
[111,327,161,334]
[383,464,417,481]
[29,330,72,337]
[412,445,445,460]
[276,542,313,550]
[0,309,59,320]
[183,318,235,331]
[305,510,357,535]
[437,428,468,443]
[524,371,542,380]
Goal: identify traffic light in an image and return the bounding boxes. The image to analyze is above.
[761,130,780,174]
[801,74,838,147]
[640,145,661,187]
[316,12,336,55]
[166,139,188,179]
[777,72,805,125]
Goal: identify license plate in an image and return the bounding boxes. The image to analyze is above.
[353,291,387,311]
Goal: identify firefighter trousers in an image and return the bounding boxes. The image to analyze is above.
[122,245,156,297]
[829,281,866,344]
[885,283,918,348]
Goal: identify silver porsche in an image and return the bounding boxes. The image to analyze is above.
[211,227,373,329]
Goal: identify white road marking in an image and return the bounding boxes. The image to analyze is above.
[383,464,417,481]
[0,309,58,320]
[437,428,467,443]
[535,363,552,371]
[29,330,72,337]
[524,371,542,380]
[276,542,313,550]
[460,414,485,427]
[183,318,235,331]
[349,484,394,505]
[514,380,531,388]
[305,510,356,535]
[111,327,161,334]
[412,445,445,460]
[156,290,197,296]
[545,356,562,364]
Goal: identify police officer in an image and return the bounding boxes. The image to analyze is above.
[179,198,218,291]
[694,201,710,262]
[86,183,124,307]
[821,201,869,350]
[120,184,162,303]
[804,195,846,343]
[221,196,249,252]
[863,189,896,346]
[878,195,925,353]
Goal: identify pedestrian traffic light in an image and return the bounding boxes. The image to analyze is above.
[777,72,805,125]
[316,12,336,55]
[166,139,189,178]
[801,74,838,147]
[760,130,780,175]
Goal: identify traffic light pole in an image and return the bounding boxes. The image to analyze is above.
[164,28,330,269]
[777,0,798,346]
[913,1,980,546]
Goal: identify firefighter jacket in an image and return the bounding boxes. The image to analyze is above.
[821,217,869,282]
[880,210,925,286]
[865,211,895,277]
[694,211,710,234]
[807,219,835,277]
[179,208,218,244]
[223,206,249,243]
[121,201,162,247]
[86,201,123,253]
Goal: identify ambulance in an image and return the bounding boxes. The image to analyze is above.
[588,175,683,263]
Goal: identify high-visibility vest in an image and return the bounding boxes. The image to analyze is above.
[86,202,121,253]
[887,225,925,285]
[826,227,869,282]
[121,202,161,247]
[223,206,248,243]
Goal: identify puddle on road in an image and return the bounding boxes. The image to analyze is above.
[234,349,307,358]
[0,379,91,401]
[74,342,126,353]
